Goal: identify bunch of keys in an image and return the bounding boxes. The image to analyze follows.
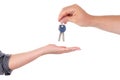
[58,23,66,41]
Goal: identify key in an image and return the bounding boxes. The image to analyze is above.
[58,32,62,41]
[58,24,66,41]
[59,24,66,33]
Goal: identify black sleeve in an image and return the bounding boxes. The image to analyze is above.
[0,51,12,75]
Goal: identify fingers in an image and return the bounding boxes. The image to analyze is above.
[57,45,80,51]
[45,44,80,54]
[69,47,81,51]
[59,46,67,48]
[58,5,75,23]
[66,47,80,52]
[60,47,80,53]
[60,16,73,24]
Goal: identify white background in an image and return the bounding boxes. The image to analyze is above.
[0,0,120,80]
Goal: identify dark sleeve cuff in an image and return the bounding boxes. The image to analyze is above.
[3,54,12,75]
[0,51,12,75]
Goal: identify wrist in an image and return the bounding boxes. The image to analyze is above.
[37,46,50,55]
[85,15,96,27]
[89,16,101,28]
[78,15,95,27]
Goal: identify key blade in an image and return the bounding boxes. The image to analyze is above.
[62,33,65,41]
[58,33,62,41]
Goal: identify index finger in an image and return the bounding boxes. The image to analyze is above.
[58,6,74,22]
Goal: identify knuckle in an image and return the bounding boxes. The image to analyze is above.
[73,4,78,6]
[62,7,67,11]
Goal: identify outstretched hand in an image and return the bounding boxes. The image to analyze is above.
[41,44,80,55]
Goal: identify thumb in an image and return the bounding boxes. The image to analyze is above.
[60,16,73,24]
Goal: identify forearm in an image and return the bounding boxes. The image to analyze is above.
[8,48,45,70]
[90,15,120,34]
[8,44,80,70]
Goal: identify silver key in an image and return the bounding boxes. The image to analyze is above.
[58,32,62,41]
[58,23,66,42]
[58,32,65,41]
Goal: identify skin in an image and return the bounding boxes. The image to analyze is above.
[8,4,120,72]
[58,4,120,34]
[9,44,80,70]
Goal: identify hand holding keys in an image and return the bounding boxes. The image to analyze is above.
[58,23,66,41]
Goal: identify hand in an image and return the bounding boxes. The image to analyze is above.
[58,4,92,26]
[8,44,80,70]
[41,44,80,55]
